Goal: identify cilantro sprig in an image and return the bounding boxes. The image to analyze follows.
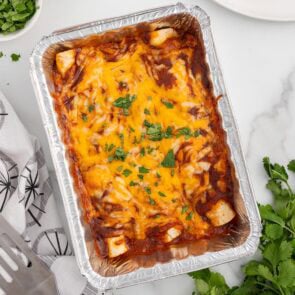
[189,157,295,295]
[144,120,173,141]
[113,94,136,115]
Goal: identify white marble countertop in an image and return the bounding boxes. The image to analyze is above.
[1,0,295,294]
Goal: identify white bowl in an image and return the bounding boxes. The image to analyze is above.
[0,0,43,42]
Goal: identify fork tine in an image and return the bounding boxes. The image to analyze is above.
[0,216,41,266]
[0,254,13,273]
[0,238,27,272]
[0,274,11,293]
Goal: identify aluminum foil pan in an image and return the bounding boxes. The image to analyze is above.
[30,2,261,291]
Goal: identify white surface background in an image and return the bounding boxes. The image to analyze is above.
[1,0,295,294]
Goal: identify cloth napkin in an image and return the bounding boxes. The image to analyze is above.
[0,90,98,295]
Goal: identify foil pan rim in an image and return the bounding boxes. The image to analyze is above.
[30,2,261,291]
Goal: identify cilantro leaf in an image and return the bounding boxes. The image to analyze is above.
[0,52,3,58]
[161,149,175,168]
[161,99,174,109]
[263,240,293,268]
[109,147,127,162]
[149,197,156,205]
[181,205,189,214]
[259,204,285,226]
[146,123,163,141]
[177,127,192,139]
[186,212,193,220]
[139,166,149,174]
[81,113,88,122]
[129,181,138,186]
[144,108,150,115]
[122,169,132,177]
[88,104,95,112]
[11,53,20,62]
[277,259,295,287]
[113,94,136,115]
[189,269,229,295]
[140,147,145,157]
[287,160,295,172]
[265,223,283,240]
[158,191,166,197]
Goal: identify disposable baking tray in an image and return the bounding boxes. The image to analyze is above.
[30,2,261,291]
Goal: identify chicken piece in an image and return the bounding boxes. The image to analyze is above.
[106,235,128,258]
[56,49,76,77]
[165,226,181,242]
[206,199,235,226]
[150,28,177,47]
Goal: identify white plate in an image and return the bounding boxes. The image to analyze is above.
[213,0,295,21]
[0,0,43,42]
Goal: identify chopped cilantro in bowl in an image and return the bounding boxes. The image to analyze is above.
[0,0,42,41]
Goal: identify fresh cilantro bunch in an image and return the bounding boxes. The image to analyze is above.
[189,157,295,295]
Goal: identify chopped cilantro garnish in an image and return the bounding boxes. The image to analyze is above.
[158,191,166,197]
[161,99,174,109]
[117,165,123,172]
[146,123,163,141]
[118,133,124,145]
[144,187,151,194]
[177,127,192,139]
[114,147,127,161]
[161,149,175,168]
[154,182,159,187]
[129,180,138,186]
[105,143,115,152]
[0,52,3,58]
[11,53,20,62]
[140,147,145,157]
[122,169,132,177]
[0,0,36,35]
[88,104,95,112]
[129,126,135,133]
[149,197,156,205]
[144,121,173,141]
[186,212,193,220]
[109,147,127,162]
[81,113,88,122]
[181,205,189,214]
[138,174,144,180]
[144,108,150,115]
[113,94,136,115]
[139,166,149,174]
[164,126,173,138]
[156,172,161,178]
[194,129,201,137]
[144,120,152,127]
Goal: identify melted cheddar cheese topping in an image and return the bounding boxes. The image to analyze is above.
[53,25,236,259]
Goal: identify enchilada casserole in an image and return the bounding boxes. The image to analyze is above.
[52,22,237,261]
